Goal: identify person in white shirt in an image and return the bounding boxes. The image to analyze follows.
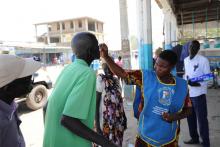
[184,40,210,147]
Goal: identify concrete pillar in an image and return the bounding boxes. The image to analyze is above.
[95,21,98,32]
[59,22,63,43]
[119,0,131,69]
[73,20,76,32]
[164,9,178,49]
[35,25,38,42]
[171,14,178,47]
[119,0,129,40]
[164,10,172,50]
[119,0,132,100]
[85,18,88,31]
[47,24,50,44]
[163,10,178,75]
[42,48,47,65]
[137,0,153,70]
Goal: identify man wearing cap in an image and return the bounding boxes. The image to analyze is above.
[43,32,118,147]
[0,54,41,147]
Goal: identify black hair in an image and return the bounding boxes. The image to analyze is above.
[118,56,122,60]
[71,32,98,59]
[191,40,200,51]
[159,50,178,66]
[33,56,41,61]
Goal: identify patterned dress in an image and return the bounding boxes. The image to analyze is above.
[96,74,127,146]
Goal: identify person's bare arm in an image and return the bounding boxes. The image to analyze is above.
[163,93,192,122]
[61,115,118,147]
[99,43,127,79]
[162,107,192,122]
[95,91,102,134]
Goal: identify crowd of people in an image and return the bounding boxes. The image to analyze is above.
[0,32,212,147]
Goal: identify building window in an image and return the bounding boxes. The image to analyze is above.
[57,23,60,30]
[78,20,82,28]
[100,24,103,32]
[88,21,95,31]
[62,23,65,30]
[70,21,74,29]
[98,24,103,32]
[48,27,51,32]
[50,37,60,43]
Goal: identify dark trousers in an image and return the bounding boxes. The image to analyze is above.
[187,94,210,147]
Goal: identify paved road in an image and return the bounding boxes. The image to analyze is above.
[18,65,220,147]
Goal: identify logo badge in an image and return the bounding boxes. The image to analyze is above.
[158,87,174,106]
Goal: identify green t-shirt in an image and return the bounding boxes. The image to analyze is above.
[43,59,96,147]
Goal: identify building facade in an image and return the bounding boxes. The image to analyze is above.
[35,17,104,46]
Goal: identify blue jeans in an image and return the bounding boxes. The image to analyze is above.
[187,94,210,147]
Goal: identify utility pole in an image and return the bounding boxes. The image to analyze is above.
[119,0,133,100]
[119,0,131,69]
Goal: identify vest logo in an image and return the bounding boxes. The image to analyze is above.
[158,87,174,106]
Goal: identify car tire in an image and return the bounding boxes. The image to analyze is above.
[26,84,48,110]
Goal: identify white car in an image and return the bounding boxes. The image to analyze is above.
[15,68,52,110]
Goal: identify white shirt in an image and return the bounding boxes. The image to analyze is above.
[184,54,210,97]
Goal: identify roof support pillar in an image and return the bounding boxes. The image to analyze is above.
[164,9,178,50]
[137,0,153,70]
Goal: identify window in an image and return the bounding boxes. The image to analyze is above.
[88,21,95,31]
[48,27,51,32]
[70,21,74,29]
[99,24,103,32]
[50,37,60,43]
[78,20,82,28]
[62,23,65,30]
[57,23,60,30]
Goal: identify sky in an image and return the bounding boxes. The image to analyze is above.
[0,0,164,50]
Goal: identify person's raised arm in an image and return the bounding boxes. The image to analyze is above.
[99,43,127,79]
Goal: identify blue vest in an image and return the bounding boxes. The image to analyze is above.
[133,86,142,119]
[138,70,187,146]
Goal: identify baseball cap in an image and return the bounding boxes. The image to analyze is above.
[0,54,42,88]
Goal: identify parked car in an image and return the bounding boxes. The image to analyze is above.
[15,68,52,110]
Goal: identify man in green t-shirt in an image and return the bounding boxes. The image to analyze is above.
[43,32,118,147]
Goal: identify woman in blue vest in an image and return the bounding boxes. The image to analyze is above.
[99,43,192,147]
